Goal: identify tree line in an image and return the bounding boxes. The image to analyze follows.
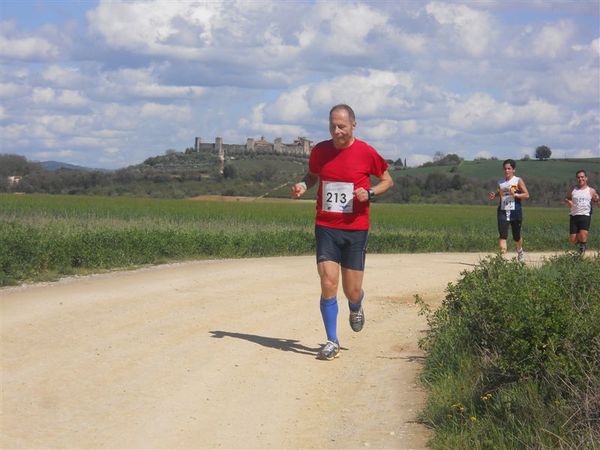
[1,153,596,207]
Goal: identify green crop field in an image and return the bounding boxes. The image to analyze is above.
[0,193,594,286]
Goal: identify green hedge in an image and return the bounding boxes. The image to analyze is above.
[0,222,314,285]
[419,254,600,448]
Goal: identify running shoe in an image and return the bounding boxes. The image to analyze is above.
[517,249,525,263]
[349,305,365,332]
[316,340,340,360]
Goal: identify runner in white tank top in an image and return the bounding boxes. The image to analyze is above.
[570,186,593,216]
[487,159,530,262]
[565,170,599,255]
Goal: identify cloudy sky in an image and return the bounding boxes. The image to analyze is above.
[0,0,598,169]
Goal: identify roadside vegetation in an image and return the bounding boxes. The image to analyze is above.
[0,193,591,286]
[418,254,600,449]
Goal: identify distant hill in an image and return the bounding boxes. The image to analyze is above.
[3,149,598,205]
[40,161,110,172]
[396,158,600,182]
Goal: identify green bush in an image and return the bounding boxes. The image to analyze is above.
[419,254,600,449]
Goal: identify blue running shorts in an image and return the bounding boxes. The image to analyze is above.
[315,225,368,271]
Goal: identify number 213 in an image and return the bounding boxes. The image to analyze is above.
[326,192,348,203]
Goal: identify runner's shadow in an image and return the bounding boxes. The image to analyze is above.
[209,330,320,357]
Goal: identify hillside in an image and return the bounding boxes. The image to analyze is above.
[387,157,600,206]
[2,151,599,206]
[396,158,600,181]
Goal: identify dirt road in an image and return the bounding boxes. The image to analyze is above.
[2,252,516,449]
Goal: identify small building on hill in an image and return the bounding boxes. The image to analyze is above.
[7,176,22,185]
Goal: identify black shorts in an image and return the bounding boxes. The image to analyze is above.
[497,212,522,241]
[570,215,591,234]
[315,225,368,271]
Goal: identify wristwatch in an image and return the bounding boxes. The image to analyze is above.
[367,188,375,200]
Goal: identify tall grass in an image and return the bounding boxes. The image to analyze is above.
[0,194,591,285]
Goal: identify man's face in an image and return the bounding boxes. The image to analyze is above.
[329,109,355,149]
[576,172,587,187]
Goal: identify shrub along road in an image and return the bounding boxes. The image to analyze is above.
[1,253,557,449]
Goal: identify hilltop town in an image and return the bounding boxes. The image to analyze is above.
[194,136,312,157]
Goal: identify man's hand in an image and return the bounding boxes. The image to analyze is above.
[354,187,370,203]
[291,182,307,199]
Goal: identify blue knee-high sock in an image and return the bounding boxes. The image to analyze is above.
[348,290,364,312]
[320,296,338,343]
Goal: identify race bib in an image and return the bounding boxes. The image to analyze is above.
[501,194,515,211]
[322,181,353,213]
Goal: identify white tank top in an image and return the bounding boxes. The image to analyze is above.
[497,176,520,212]
[570,186,592,216]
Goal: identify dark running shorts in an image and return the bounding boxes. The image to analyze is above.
[315,225,368,271]
[570,215,591,234]
[497,213,522,241]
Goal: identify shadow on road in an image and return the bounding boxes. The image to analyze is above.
[209,330,320,356]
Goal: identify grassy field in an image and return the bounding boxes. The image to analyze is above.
[0,193,593,286]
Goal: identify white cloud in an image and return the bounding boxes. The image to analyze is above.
[0,123,28,142]
[34,150,77,160]
[42,65,86,87]
[298,1,388,55]
[239,103,307,138]
[449,93,561,132]
[31,87,89,107]
[139,102,191,120]
[572,37,600,55]
[133,84,205,98]
[87,1,215,54]
[388,29,426,54]
[309,70,416,117]
[407,153,433,167]
[517,147,532,158]
[256,69,428,134]
[87,1,284,61]
[572,148,599,158]
[57,90,88,107]
[270,86,311,122]
[567,110,599,132]
[0,105,7,120]
[96,67,205,100]
[67,137,104,147]
[0,35,60,60]
[362,119,417,140]
[362,120,399,140]
[560,65,600,103]
[0,82,26,98]
[425,2,495,56]
[475,150,493,159]
[35,114,93,135]
[32,87,55,104]
[532,20,576,59]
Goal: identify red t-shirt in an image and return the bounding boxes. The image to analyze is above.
[309,138,388,230]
